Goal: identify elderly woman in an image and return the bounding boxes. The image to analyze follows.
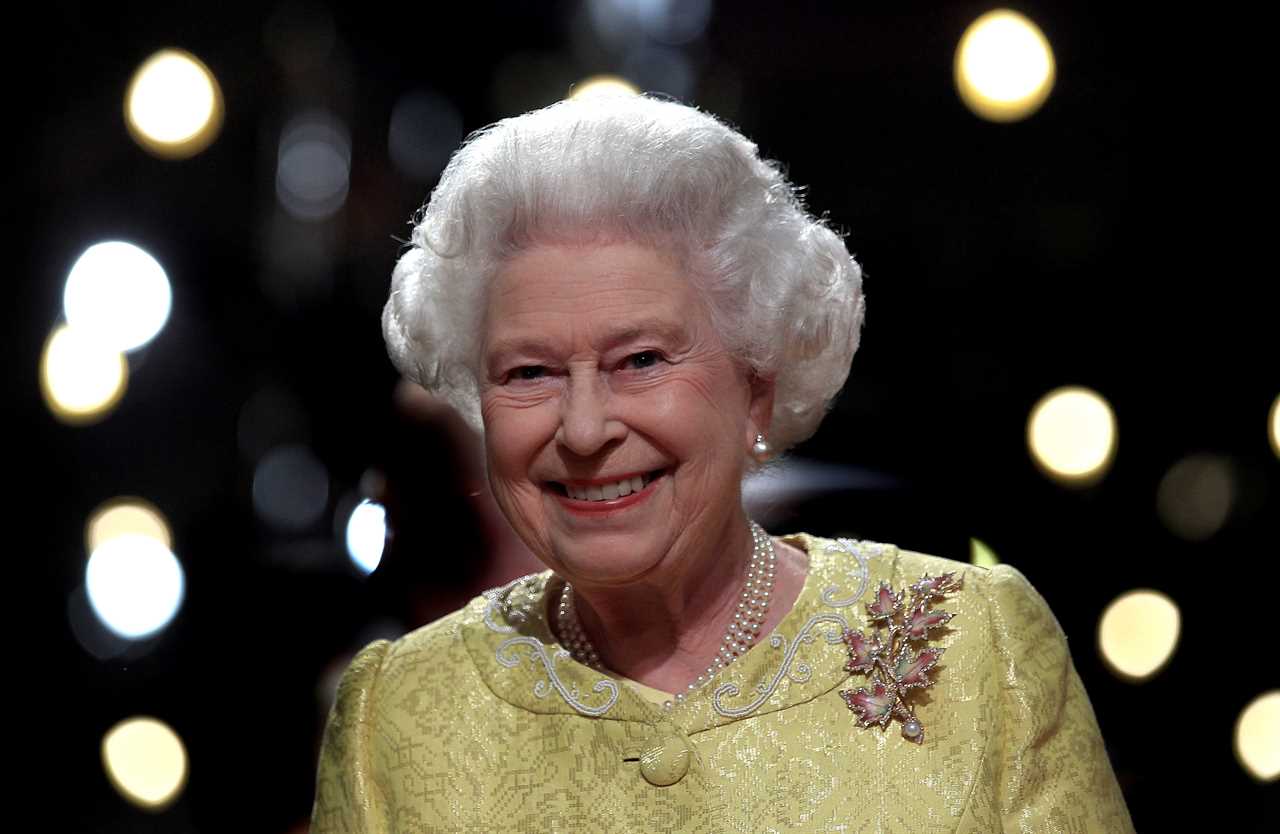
[312,96,1133,832]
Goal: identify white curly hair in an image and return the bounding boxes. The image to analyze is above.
[383,94,865,457]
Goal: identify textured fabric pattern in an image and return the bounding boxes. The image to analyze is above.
[311,535,1134,833]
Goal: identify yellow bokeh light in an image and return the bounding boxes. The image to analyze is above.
[1269,394,1279,458]
[568,74,641,101]
[86,498,173,555]
[101,716,188,810]
[1235,691,1280,782]
[1097,590,1180,681]
[1027,386,1117,485]
[954,9,1056,122]
[125,49,224,159]
[40,324,128,425]
[970,538,1000,568]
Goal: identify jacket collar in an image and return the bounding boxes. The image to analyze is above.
[460,534,901,733]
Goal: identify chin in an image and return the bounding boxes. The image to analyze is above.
[549,534,669,588]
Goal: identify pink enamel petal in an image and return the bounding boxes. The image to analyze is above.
[842,629,878,673]
[894,647,945,689]
[905,605,954,641]
[867,582,902,621]
[841,683,896,727]
[912,571,962,599]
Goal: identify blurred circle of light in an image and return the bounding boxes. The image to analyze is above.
[969,538,1000,568]
[67,584,133,661]
[1155,454,1235,541]
[276,111,351,221]
[388,91,464,182]
[1269,394,1279,458]
[569,74,641,101]
[1235,691,1280,782]
[102,717,188,810]
[1027,386,1117,485]
[1097,590,1180,682]
[125,48,224,159]
[252,444,330,530]
[588,0,712,46]
[86,535,185,639]
[87,497,173,555]
[346,499,387,574]
[622,44,695,100]
[64,241,172,352]
[954,9,1056,123]
[40,324,128,425]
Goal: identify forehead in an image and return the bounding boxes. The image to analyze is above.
[483,242,709,346]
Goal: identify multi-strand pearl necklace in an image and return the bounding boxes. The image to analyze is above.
[555,521,777,710]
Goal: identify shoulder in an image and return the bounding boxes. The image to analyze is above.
[893,546,974,582]
[896,549,1065,636]
[789,532,1064,646]
[330,606,474,717]
[335,572,557,708]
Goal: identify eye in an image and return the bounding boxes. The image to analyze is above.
[623,351,664,370]
[510,365,547,382]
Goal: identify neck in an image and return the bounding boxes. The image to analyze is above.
[559,515,803,694]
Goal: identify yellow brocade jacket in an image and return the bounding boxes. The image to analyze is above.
[312,534,1135,833]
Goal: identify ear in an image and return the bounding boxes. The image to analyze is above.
[745,370,777,447]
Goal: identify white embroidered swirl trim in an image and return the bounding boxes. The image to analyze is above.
[712,613,848,717]
[820,538,874,607]
[495,636,620,717]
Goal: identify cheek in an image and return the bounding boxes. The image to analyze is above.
[480,400,547,479]
[658,372,749,432]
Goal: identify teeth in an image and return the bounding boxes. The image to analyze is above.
[564,474,654,502]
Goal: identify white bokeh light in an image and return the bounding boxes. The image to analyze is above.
[388,90,464,182]
[86,534,185,639]
[276,111,351,221]
[252,444,330,530]
[64,241,172,352]
[588,0,713,46]
[125,49,224,158]
[345,499,387,574]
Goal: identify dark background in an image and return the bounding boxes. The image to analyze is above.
[14,1,1277,830]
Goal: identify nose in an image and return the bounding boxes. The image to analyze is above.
[556,370,625,457]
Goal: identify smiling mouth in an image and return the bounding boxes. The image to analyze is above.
[547,470,666,502]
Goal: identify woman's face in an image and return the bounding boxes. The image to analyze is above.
[479,241,773,589]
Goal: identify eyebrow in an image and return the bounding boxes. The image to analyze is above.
[485,317,689,365]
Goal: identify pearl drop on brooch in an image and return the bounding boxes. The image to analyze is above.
[902,719,922,739]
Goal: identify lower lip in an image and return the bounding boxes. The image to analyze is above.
[551,474,663,516]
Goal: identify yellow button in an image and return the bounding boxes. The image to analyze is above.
[639,735,691,787]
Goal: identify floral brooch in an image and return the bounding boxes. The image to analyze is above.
[840,572,962,744]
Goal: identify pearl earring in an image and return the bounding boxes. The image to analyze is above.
[751,433,771,461]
